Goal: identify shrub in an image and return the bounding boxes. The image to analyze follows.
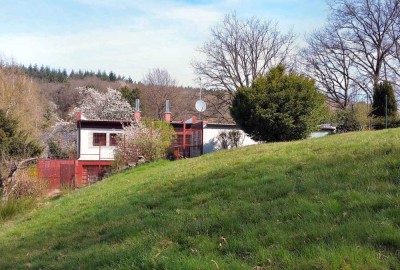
[371,117,400,130]
[231,65,326,142]
[113,119,176,168]
[10,170,47,200]
[48,139,69,159]
[336,103,373,133]
[0,198,35,221]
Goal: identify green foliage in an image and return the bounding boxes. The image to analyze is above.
[372,81,397,118]
[336,109,362,132]
[108,71,117,82]
[0,197,36,221]
[139,119,176,161]
[231,65,326,142]
[336,103,372,133]
[119,86,140,108]
[113,119,176,169]
[47,140,69,159]
[0,110,42,162]
[371,117,400,130]
[19,64,132,83]
[1,129,400,269]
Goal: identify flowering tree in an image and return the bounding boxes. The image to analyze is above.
[71,87,134,120]
[114,120,176,167]
[47,87,135,157]
[45,119,77,158]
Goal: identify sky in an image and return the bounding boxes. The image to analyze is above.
[0,0,328,86]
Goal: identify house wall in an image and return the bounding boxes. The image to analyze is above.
[203,125,257,154]
[79,128,123,161]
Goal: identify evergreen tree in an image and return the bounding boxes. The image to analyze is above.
[231,65,326,142]
[27,64,33,74]
[109,71,117,81]
[0,110,42,198]
[372,81,397,118]
[101,71,108,81]
[119,86,140,108]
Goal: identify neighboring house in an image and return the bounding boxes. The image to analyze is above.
[203,123,257,154]
[170,116,204,158]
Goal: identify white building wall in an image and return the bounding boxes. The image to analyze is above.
[203,126,257,154]
[78,128,123,161]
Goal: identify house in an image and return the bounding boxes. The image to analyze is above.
[74,112,131,186]
[38,101,205,188]
[38,99,260,189]
[203,123,257,154]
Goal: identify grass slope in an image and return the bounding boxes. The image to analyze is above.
[1,129,400,269]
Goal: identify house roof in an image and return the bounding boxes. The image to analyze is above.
[77,119,132,129]
[203,123,238,129]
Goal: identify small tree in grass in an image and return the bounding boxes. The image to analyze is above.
[231,65,326,142]
[114,119,176,168]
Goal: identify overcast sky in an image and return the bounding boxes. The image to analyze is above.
[0,0,328,86]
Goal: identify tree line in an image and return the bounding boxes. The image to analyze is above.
[17,64,134,83]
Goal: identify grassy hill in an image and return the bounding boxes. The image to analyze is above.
[1,129,399,269]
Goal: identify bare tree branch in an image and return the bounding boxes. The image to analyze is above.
[302,0,400,107]
[1,157,38,201]
[192,13,295,119]
[141,68,178,120]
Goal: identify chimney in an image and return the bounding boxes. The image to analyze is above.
[76,111,82,121]
[191,115,197,124]
[134,98,141,122]
[164,99,171,122]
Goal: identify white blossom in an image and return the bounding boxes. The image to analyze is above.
[71,87,134,120]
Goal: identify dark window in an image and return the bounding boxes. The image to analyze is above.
[185,135,192,145]
[177,135,184,145]
[93,133,106,146]
[110,133,118,146]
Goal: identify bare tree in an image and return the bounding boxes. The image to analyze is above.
[141,68,178,119]
[300,26,356,109]
[192,13,295,95]
[328,0,400,101]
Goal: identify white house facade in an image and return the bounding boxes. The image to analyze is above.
[203,123,257,154]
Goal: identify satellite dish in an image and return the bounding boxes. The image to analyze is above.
[195,100,206,112]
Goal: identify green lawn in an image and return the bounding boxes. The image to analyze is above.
[1,129,399,269]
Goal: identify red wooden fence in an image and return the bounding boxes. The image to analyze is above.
[37,159,76,189]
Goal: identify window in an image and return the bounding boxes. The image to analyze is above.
[93,133,106,146]
[110,133,118,146]
[177,135,184,145]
